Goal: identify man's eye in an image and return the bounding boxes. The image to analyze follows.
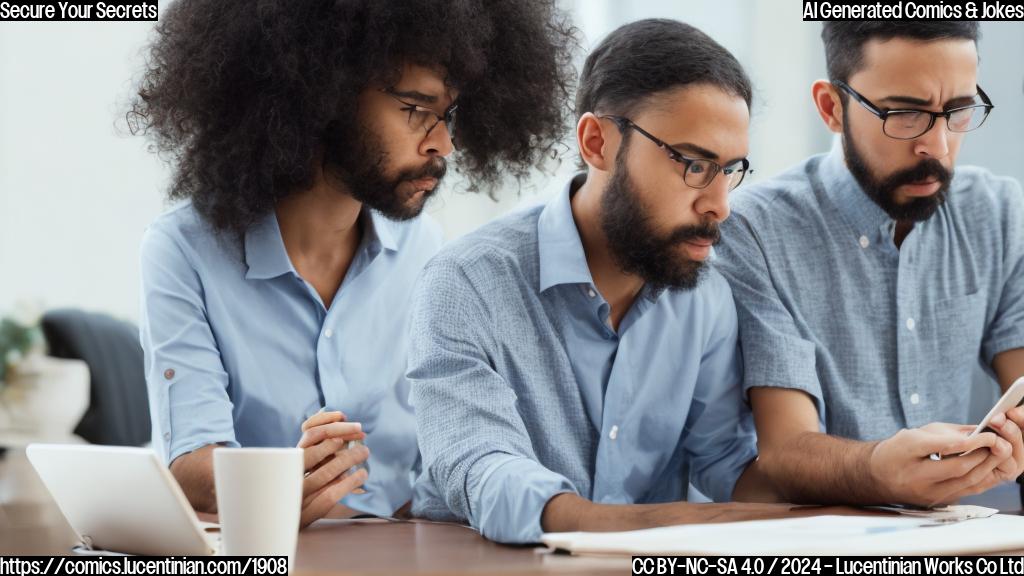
[892,111,926,129]
[723,162,744,175]
[948,108,975,131]
[687,162,707,174]
[402,106,433,128]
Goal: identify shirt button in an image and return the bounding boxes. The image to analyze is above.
[859,236,870,249]
[324,328,334,338]
[587,288,597,299]
[906,318,915,331]
[910,393,921,405]
[163,368,175,380]
[163,432,171,440]
[609,425,619,440]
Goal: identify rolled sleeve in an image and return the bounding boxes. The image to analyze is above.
[682,278,757,502]
[983,255,1024,364]
[407,256,576,543]
[139,227,238,464]
[469,454,576,543]
[982,179,1024,365]
[717,213,824,423]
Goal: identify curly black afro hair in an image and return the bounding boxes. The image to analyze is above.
[129,0,578,236]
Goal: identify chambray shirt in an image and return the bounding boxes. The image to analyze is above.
[140,203,443,516]
[716,143,1024,440]
[409,174,757,544]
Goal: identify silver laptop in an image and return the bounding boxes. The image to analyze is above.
[26,444,218,555]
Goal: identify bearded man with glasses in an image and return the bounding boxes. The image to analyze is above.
[408,19,781,545]
[716,22,1024,510]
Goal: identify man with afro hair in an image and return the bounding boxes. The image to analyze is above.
[132,0,577,528]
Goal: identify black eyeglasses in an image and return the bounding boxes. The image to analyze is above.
[382,89,458,140]
[834,81,993,140]
[600,115,751,191]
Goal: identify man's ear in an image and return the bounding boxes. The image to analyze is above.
[812,79,844,134]
[577,112,617,172]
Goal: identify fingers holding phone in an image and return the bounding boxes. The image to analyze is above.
[987,408,1024,481]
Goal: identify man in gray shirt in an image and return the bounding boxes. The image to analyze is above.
[717,22,1024,507]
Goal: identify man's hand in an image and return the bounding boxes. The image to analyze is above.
[986,405,1024,481]
[869,422,1012,507]
[297,410,369,528]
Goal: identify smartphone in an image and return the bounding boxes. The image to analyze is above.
[970,375,1024,437]
[930,376,1024,461]
[316,407,370,490]
[347,439,370,473]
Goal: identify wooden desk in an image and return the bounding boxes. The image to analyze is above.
[0,449,79,555]
[2,448,1021,575]
[0,448,626,574]
[295,519,628,575]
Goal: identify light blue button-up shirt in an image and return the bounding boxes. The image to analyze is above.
[140,203,443,516]
[409,174,757,543]
[716,143,1024,440]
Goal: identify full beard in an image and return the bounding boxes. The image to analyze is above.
[842,115,951,223]
[324,125,446,221]
[599,144,721,294]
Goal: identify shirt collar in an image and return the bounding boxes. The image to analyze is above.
[244,207,398,281]
[366,209,399,252]
[819,139,894,240]
[244,211,295,280]
[537,173,594,293]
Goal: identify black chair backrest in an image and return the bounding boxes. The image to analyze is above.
[41,309,150,446]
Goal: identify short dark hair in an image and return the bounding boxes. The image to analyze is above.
[129,0,578,237]
[822,22,980,85]
[575,19,752,121]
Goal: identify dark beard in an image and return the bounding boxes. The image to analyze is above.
[599,141,721,293]
[323,123,446,221]
[842,111,951,223]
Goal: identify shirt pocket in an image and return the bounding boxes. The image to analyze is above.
[929,291,987,393]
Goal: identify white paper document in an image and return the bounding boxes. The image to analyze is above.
[542,513,1024,556]
[865,504,999,522]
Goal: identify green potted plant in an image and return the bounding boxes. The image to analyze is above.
[0,304,90,441]
[0,312,45,386]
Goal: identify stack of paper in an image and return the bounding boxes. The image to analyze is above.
[542,513,1024,556]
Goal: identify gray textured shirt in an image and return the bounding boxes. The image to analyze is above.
[716,143,1024,440]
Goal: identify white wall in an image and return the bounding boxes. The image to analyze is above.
[959,22,1024,183]
[0,21,168,320]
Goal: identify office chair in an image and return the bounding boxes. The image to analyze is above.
[40,309,150,446]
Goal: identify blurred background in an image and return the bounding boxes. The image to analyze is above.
[2,4,1022,320]
[0,1,1021,492]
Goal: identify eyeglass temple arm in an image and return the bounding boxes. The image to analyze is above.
[976,85,994,108]
[836,81,885,118]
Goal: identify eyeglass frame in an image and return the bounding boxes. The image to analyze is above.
[381,88,458,140]
[599,115,752,191]
[833,80,993,140]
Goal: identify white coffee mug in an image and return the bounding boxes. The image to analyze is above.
[214,447,303,566]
